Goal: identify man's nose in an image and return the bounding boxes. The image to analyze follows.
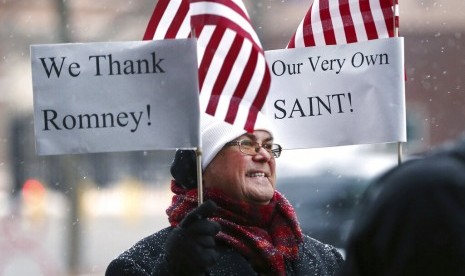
[254,146,272,161]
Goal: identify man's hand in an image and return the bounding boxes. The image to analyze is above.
[165,200,221,275]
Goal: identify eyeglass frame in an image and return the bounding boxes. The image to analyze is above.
[224,140,282,158]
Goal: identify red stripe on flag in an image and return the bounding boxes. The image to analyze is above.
[339,0,358,43]
[191,0,249,19]
[205,33,244,115]
[359,0,379,40]
[165,0,190,38]
[287,34,296,48]
[143,0,171,40]
[143,0,271,131]
[319,0,337,45]
[380,0,395,37]
[244,67,271,132]
[302,3,316,47]
[191,0,273,131]
[287,0,400,48]
[197,26,225,92]
[191,15,261,52]
[192,0,270,131]
[225,45,258,124]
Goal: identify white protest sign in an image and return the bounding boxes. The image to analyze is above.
[31,39,200,155]
[265,37,406,149]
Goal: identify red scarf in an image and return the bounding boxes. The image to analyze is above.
[166,181,303,275]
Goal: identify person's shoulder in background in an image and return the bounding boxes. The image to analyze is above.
[338,133,465,276]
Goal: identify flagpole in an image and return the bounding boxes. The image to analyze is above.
[191,25,203,206]
[393,0,403,165]
[196,147,203,205]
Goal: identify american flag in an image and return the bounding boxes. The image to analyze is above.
[287,0,399,48]
[144,0,271,132]
[143,0,190,40]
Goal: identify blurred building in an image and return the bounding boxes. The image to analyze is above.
[1,0,465,187]
[0,0,160,192]
[0,0,464,274]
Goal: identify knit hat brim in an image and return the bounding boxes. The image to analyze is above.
[200,112,274,170]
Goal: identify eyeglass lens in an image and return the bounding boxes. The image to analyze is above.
[240,140,280,157]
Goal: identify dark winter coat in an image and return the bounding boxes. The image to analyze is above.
[106,226,343,276]
[339,134,465,276]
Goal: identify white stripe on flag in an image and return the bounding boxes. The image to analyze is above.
[190,2,261,47]
[198,28,236,106]
[242,49,266,105]
[154,0,183,39]
[370,0,388,38]
[178,10,192,38]
[349,0,368,42]
[235,99,253,131]
[195,25,214,65]
[214,41,253,120]
[293,22,306,48]
[311,0,326,46]
[330,2,348,44]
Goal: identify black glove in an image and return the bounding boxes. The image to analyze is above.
[165,200,221,275]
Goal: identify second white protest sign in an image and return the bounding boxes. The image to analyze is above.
[265,37,406,149]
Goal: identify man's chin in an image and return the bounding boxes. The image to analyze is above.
[247,190,275,205]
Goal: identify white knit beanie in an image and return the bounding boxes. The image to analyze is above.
[200,112,274,170]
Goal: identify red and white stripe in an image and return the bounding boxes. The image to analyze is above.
[143,0,190,40]
[191,0,270,131]
[144,0,271,132]
[288,0,399,48]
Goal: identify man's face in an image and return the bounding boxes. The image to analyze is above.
[203,130,277,205]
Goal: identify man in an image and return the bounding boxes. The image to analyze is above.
[106,114,343,275]
[339,134,465,276]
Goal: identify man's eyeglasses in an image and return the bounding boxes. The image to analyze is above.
[224,140,282,158]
